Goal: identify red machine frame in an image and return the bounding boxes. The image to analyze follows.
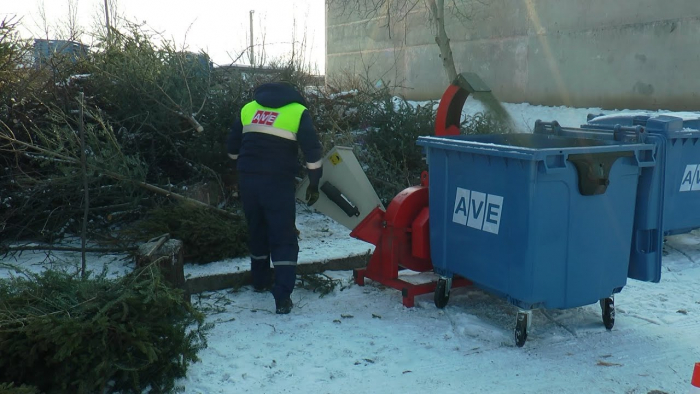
[349,74,488,307]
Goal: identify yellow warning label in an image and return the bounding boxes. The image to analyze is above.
[329,152,342,166]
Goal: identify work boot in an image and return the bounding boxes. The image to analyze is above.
[251,258,272,292]
[253,270,274,293]
[271,265,296,300]
[275,298,293,314]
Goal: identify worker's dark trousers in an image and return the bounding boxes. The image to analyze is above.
[239,173,298,301]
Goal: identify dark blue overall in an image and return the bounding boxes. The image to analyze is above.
[238,174,297,300]
[227,82,323,302]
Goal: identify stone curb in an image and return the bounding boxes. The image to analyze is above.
[185,252,371,295]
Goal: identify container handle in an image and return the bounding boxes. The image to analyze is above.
[612,124,647,143]
[543,154,568,172]
[633,146,656,168]
[533,120,562,136]
[535,120,647,143]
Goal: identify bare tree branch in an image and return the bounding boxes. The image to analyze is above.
[326,0,470,85]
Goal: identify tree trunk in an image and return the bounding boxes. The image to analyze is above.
[427,0,458,83]
[137,237,189,303]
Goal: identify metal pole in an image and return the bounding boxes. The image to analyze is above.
[104,0,111,40]
[79,92,89,278]
[249,10,255,66]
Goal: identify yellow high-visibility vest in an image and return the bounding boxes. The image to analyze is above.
[240,100,307,141]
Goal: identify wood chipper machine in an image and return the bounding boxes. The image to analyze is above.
[295,73,493,308]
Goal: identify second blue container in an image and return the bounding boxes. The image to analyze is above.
[585,114,700,282]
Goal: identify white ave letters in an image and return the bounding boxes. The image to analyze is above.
[452,187,504,234]
[679,164,700,192]
[251,110,279,126]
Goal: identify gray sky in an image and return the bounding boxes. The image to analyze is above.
[1,0,326,71]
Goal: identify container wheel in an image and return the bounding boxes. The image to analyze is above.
[601,297,615,330]
[434,279,450,309]
[514,312,529,347]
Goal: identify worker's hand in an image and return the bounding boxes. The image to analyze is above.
[305,184,319,206]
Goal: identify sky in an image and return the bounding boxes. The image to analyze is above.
[2,99,699,393]
[0,0,326,72]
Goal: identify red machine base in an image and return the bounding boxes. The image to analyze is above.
[353,267,471,308]
[350,174,471,308]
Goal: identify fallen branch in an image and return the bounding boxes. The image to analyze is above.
[2,245,137,253]
[145,233,171,257]
[179,112,204,132]
[0,123,237,219]
[132,180,236,218]
[65,202,144,213]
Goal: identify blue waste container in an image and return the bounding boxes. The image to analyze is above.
[417,131,655,311]
[584,114,700,282]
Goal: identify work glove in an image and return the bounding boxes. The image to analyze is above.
[305,183,319,206]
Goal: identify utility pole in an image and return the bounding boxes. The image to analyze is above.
[104,0,111,40]
[249,10,255,66]
[78,91,89,278]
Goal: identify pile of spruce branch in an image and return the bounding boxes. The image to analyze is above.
[0,263,210,393]
[123,202,249,264]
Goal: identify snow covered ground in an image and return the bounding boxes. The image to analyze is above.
[2,99,700,394]
[183,230,700,394]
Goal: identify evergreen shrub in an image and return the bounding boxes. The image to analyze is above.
[128,202,248,263]
[0,264,210,393]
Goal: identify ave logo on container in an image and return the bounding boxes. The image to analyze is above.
[680,164,700,192]
[452,188,504,234]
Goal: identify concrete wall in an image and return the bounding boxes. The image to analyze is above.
[326,0,700,110]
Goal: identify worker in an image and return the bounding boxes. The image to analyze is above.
[227,81,323,314]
